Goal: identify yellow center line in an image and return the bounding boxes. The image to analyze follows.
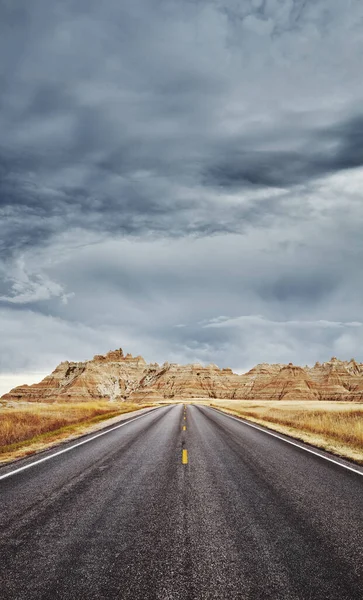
[183,425,186,431]
[182,449,188,464]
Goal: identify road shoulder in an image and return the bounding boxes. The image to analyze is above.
[0,405,159,469]
[208,404,363,473]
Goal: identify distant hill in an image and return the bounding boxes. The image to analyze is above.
[2,349,363,403]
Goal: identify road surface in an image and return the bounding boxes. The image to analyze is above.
[1,404,362,599]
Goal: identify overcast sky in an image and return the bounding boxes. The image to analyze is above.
[1,0,363,394]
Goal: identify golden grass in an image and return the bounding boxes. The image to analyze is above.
[0,402,150,458]
[210,400,363,464]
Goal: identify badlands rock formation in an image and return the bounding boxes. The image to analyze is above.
[3,349,148,403]
[130,362,245,402]
[2,349,363,403]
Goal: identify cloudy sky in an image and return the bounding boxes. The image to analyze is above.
[1,0,363,393]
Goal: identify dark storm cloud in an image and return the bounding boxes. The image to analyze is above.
[257,272,337,304]
[2,0,363,383]
[205,114,363,189]
[2,107,362,258]
[1,0,362,260]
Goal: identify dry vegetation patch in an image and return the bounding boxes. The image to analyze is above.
[211,400,363,464]
[0,402,149,460]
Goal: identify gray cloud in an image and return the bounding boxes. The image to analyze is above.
[1,0,363,387]
[205,114,363,189]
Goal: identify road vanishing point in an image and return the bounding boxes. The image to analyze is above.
[1,404,363,599]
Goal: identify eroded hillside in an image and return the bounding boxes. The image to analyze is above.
[2,349,363,403]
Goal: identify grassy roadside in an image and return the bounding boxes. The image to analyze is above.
[210,400,363,465]
[0,402,154,463]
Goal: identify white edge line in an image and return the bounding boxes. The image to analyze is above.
[209,406,363,478]
[0,407,161,482]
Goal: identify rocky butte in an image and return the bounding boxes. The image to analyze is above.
[2,349,363,404]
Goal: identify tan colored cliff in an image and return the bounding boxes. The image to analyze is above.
[238,363,284,398]
[307,357,363,401]
[129,362,246,402]
[250,363,320,401]
[2,349,363,403]
[2,349,149,403]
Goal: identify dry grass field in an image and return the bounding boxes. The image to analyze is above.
[211,400,363,464]
[0,402,149,461]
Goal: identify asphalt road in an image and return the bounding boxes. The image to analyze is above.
[1,404,363,600]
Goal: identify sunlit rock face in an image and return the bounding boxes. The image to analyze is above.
[2,350,363,403]
[307,358,363,401]
[1,349,149,403]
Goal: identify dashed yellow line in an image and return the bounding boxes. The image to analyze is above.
[183,425,186,431]
[182,449,188,464]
